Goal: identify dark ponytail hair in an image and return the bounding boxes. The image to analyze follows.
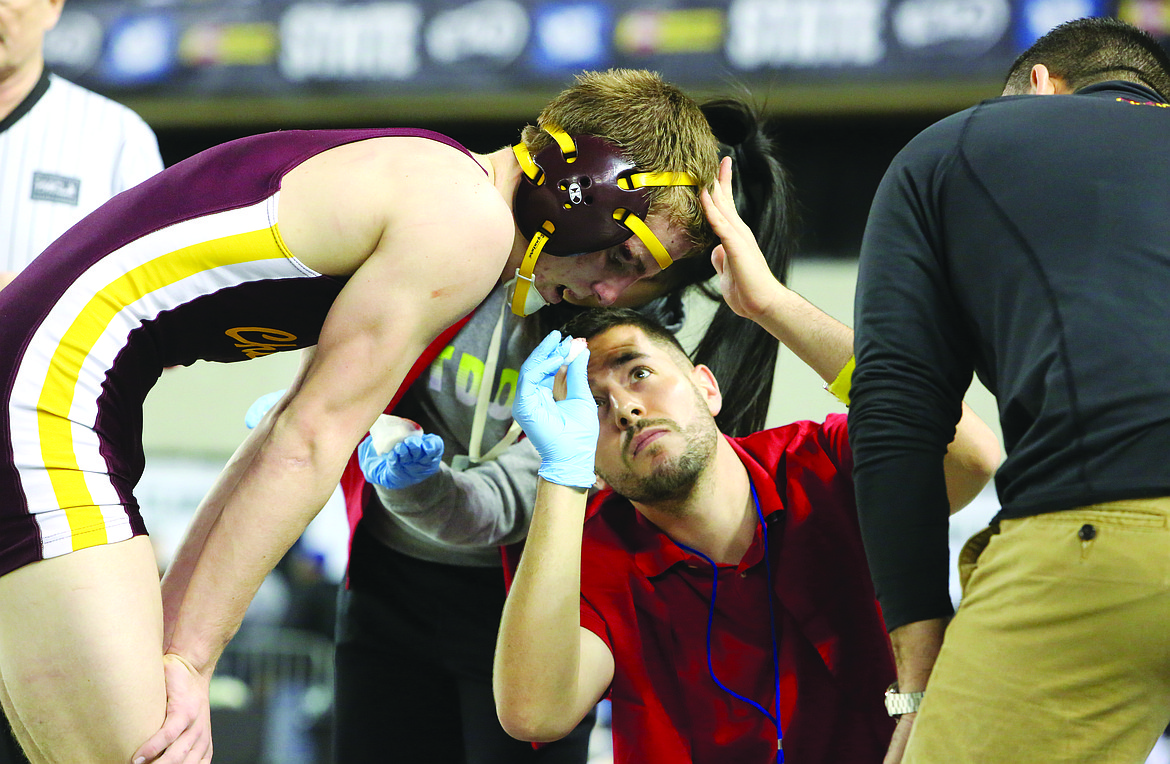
[691,99,797,437]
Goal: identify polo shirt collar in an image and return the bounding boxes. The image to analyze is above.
[618,434,785,579]
[1078,80,1167,104]
[0,69,50,135]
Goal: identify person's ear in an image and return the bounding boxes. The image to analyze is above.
[46,0,67,29]
[690,364,722,417]
[1029,64,1070,95]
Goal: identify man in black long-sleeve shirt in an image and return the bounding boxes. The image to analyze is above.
[851,17,1170,764]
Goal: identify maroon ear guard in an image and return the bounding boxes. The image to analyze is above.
[513,134,652,257]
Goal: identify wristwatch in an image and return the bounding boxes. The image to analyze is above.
[884,682,924,717]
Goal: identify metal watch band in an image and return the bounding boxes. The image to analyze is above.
[884,685,925,716]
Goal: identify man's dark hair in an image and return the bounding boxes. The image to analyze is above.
[561,308,691,368]
[1003,16,1170,98]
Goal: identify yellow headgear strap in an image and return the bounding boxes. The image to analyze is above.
[510,221,555,316]
[618,171,699,190]
[512,142,544,184]
[543,123,578,161]
[613,209,674,271]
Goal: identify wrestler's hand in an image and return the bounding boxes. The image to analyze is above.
[513,331,597,489]
[358,432,445,489]
[132,654,212,764]
[700,155,784,321]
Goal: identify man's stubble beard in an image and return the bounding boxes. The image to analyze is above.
[597,390,719,506]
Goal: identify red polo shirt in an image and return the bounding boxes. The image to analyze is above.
[579,415,895,763]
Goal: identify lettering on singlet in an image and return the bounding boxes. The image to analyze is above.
[226,327,300,358]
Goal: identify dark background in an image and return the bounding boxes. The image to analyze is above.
[153,111,946,257]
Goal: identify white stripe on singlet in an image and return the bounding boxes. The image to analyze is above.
[8,193,320,557]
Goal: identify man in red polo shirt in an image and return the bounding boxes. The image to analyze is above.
[493,161,1001,763]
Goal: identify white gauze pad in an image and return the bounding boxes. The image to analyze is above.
[370,415,423,455]
[565,337,588,364]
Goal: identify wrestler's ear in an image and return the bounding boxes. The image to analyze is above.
[690,364,722,417]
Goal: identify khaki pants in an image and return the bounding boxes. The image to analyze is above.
[904,498,1170,763]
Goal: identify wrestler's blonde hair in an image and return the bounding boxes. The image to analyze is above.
[521,69,720,258]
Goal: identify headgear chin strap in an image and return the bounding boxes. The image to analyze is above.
[509,124,698,316]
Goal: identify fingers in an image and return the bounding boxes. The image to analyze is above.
[145,727,210,764]
[133,723,179,763]
[520,335,573,389]
[563,346,594,404]
[526,330,564,369]
[394,434,445,464]
[710,244,727,276]
[419,433,444,459]
[133,655,212,764]
[717,154,734,196]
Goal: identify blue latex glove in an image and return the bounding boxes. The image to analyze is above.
[513,330,598,489]
[244,389,287,429]
[358,432,445,490]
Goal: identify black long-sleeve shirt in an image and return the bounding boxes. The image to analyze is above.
[850,82,1170,630]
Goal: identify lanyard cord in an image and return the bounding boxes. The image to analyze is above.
[456,288,522,471]
[671,484,784,761]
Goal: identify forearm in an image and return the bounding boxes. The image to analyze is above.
[943,402,1001,512]
[494,479,601,740]
[163,429,350,673]
[748,281,854,384]
[161,420,271,646]
[888,617,947,693]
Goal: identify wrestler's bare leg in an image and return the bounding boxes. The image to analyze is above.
[0,672,44,763]
[0,536,166,763]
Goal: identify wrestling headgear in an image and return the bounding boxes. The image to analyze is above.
[509,124,699,316]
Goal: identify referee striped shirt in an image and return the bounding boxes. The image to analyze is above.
[0,71,163,270]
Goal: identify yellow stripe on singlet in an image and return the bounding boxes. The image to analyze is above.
[37,226,287,551]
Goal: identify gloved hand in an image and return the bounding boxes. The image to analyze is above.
[358,432,445,490]
[513,330,598,489]
[244,389,287,429]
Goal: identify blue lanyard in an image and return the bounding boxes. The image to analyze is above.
[671,484,784,762]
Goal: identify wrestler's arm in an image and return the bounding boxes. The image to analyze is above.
[700,157,998,511]
[494,479,615,742]
[158,366,307,649]
[138,152,513,763]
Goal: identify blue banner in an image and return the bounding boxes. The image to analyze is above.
[46,0,1129,101]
